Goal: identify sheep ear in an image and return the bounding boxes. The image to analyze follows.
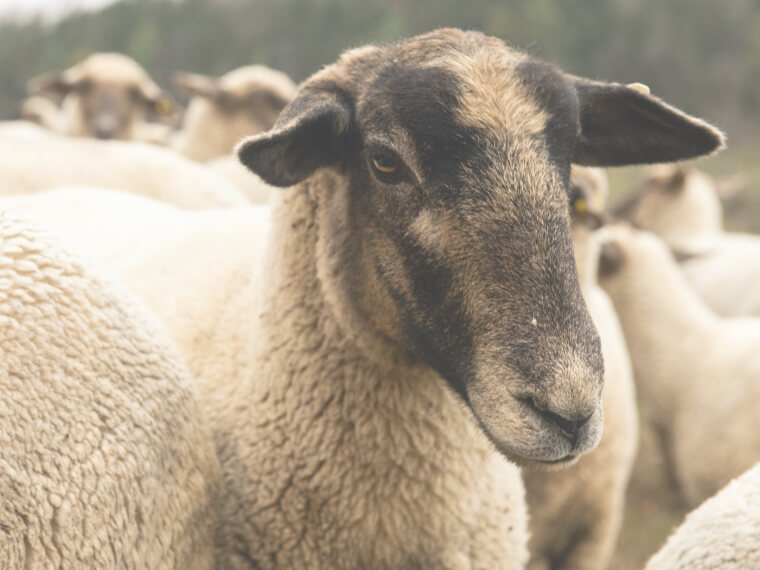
[570,77,725,166]
[715,173,747,199]
[236,89,352,187]
[598,240,624,278]
[27,72,73,97]
[173,72,222,100]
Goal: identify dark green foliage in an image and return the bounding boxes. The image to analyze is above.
[0,0,757,140]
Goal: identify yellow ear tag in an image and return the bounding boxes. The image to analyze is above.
[574,197,588,214]
[155,98,171,115]
[627,82,651,95]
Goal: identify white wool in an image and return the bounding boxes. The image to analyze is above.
[618,165,760,317]
[599,225,760,508]
[207,155,273,203]
[0,136,248,210]
[0,209,220,568]
[646,462,760,569]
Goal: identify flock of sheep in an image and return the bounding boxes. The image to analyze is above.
[0,28,758,569]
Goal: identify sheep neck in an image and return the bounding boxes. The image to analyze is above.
[209,172,523,568]
[603,249,718,416]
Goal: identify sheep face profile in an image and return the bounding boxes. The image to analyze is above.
[27,53,171,140]
[238,29,723,468]
[174,65,296,161]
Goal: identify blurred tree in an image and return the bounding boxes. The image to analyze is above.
[0,0,757,142]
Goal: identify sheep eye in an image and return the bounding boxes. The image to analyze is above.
[573,197,587,214]
[370,149,399,175]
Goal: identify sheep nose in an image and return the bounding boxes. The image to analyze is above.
[94,127,115,140]
[526,397,594,442]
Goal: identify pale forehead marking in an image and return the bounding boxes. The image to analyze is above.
[428,45,549,137]
[409,209,444,251]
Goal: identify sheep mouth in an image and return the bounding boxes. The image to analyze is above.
[542,453,578,466]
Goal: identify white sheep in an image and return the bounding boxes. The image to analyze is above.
[525,167,638,570]
[27,52,175,141]
[207,154,273,203]
[172,65,296,162]
[598,224,760,508]
[7,28,724,568]
[0,120,57,141]
[0,136,248,209]
[614,165,760,317]
[646,461,760,569]
[0,186,271,399]
[214,28,721,568]
[20,95,63,132]
[0,209,220,568]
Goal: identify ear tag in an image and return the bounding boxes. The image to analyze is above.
[627,82,651,95]
[155,98,172,114]
[574,197,588,214]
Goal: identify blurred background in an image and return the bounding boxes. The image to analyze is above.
[0,1,757,567]
[1,0,758,228]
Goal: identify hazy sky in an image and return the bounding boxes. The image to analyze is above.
[0,0,119,22]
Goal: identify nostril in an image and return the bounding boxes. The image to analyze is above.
[522,397,593,441]
[547,412,580,439]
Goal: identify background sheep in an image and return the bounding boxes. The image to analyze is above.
[0,186,271,398]
[0,210,220,568]
[19,95,63,132]
[172,65,296,162]
[614,165,760,317]
[26,52,175,141]
[0,136,248,209]
[0,120,56,141]
[598,224,760,508]
[646,461,760,569]
[525,167,638,570]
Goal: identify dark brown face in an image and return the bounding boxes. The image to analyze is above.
[76,81,148,140]
[238,29,724,466]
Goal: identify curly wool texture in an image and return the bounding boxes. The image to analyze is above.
[646,461,760,569]
[524,218,638,570]
[0,187,271,401]
[210,187,529,569]
[0,211,220,569]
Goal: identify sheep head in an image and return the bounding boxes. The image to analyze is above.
[238,29,724,467]
[173,66,296,161]
[613,165,725,254]
[27,53,172,141]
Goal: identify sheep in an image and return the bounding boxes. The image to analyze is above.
[0,136,248,210]
[524,167,638,570]
[215,28,722,568]
[27,52,174,141]
[0,209,220,568]
[614,165,760,317]
[5,28,724,568]
[0,186,271,399]
[20,95,63,132]
[0,120,56,141]
[646,461,760,569]
[207,154,273,203]
[172,65,296,161]
[597,224,760,508]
